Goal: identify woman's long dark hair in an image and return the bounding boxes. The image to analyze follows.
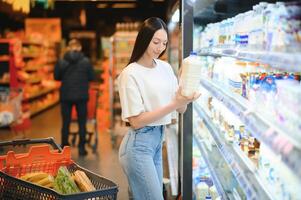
[128,17,168,65]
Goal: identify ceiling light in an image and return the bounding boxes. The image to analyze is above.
[112,3,136,8]
[97,3,109,8]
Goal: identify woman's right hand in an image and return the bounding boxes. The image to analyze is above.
[173,87,201,108]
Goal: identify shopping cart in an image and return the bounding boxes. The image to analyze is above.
[0,137,118,200]
[70,87,99,153]
[0,87,22,127]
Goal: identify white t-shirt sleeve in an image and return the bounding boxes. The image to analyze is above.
[118,72,145,122]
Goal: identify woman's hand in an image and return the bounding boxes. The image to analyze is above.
[173,87,201,109]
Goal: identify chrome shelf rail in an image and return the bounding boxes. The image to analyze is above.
[198,46,301,72]
[193,133,229,200]
[194,104,273,200]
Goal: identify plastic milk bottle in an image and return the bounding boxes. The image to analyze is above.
[180,52,203,97]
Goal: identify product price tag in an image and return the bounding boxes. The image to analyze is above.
[271,134,284,153]
[261,54,269,63]
[243,107,254,116]
[263,127,274,138]
[282,142,293,155]
[231,162,241,177]
[238,52,249,59]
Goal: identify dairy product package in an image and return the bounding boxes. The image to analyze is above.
[180,52,203,97]
[209,185,219,200]
[195,180,209,200]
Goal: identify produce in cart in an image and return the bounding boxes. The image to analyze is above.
[20,172,54,189]
[0,138,118,200]
[54,166,80,194]
[73,169,96,192]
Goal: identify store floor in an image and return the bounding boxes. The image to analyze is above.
[0,104,129,200]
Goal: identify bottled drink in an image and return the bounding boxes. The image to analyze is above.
[180,52,202,97]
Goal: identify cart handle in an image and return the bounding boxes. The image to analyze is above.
[0,137,62,151]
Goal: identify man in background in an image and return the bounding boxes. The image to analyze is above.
[54,39,95,156]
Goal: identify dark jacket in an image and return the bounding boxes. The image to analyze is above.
[54,51,95,101]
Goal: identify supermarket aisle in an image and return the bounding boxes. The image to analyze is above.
[1,105,129,200]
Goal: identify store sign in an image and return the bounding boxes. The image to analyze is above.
[25,18,61,42]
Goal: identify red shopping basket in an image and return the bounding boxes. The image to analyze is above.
[0,137,118,200]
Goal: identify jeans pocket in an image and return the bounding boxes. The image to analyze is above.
[135,126,155,134]
[119,133,131,157]
[133,126,157,150]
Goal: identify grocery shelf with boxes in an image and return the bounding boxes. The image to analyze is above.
[181,1,301,199]
[0,31,60,134]
[0,39,20,88]
[0,41,11,86]
[111,22,138,127]
[18,38,60,117]
[0,39,24,127]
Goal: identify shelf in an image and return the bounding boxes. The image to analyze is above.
[193,134,229,200]
[18,76,42,85]
[0,57,9,62]
[30,99,59,116]
[165,125,179,196]
[199,78,301,181]
[46,60,56,64]
[22,54,40,59]
[197,46,301,72]
[22,40,43,46]
[194,104,273,200]
[23,87,57,101]
[0,81,9,85]
[25,78,41,84]
[24,67,40,72]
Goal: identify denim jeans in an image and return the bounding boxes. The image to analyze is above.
[119,125,164,200]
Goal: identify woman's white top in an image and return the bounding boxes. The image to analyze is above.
[117,59,178,126]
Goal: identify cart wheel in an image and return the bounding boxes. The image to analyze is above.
[92,132,98,153]
[92,143,97,153]
[111,134,117,149]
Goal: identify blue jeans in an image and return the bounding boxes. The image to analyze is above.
[119,125,164,200]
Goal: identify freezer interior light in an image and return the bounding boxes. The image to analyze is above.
[171,9,179,23]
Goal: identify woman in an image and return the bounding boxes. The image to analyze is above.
[118,17,199,200]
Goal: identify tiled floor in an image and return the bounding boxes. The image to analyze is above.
[0,104,129,200]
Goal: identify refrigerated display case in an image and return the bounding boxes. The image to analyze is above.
[181,0,301,199]
[166,2,181,198]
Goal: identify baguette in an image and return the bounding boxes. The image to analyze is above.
[73,170,96,192]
